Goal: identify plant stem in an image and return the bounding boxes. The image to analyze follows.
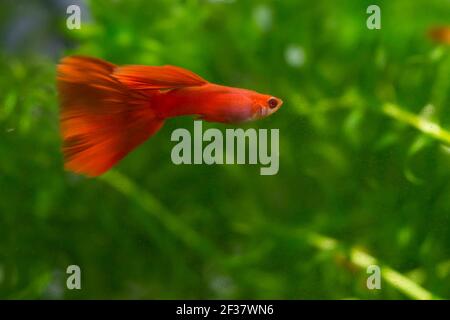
[101,170,441,300]
[307,231,440,300]
[100,170,219,258]
[382,103,450,144]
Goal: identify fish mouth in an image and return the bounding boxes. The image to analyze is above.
[277,99,284,108]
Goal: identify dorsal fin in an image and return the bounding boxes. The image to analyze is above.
[113,65,208,90]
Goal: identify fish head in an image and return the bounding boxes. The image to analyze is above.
[197,85,283,123]
[251,93,283,120]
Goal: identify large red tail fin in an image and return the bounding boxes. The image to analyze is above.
[57,56,164,177]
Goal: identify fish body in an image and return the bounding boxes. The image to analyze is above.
[155,83,280,122]
[57,56,282,177]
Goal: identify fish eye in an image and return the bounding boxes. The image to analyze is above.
[268,97,278,109]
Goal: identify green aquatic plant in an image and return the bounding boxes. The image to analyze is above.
[0,0,449,299]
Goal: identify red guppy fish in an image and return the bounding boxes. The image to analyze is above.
[57,56,283,177]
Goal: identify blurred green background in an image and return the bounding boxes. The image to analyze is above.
[0,0,449,299]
